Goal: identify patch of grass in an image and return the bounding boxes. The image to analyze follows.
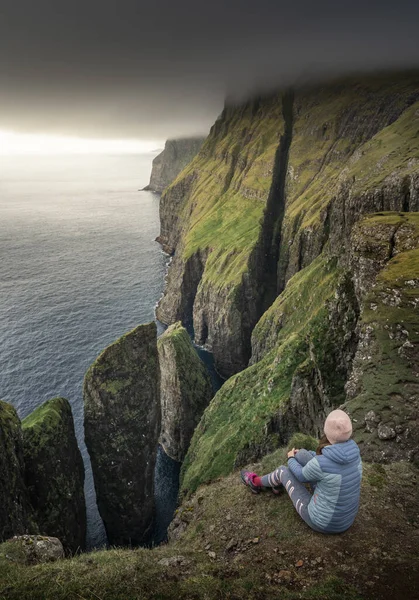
[366,464,388,489]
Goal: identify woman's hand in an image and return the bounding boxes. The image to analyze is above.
[287,448,297,459]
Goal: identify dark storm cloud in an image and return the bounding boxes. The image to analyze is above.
[1,0,419,139]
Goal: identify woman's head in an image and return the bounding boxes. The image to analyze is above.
[316,434,331,455]
[324,409,352,444]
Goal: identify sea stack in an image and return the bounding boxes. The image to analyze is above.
[0,401,36,542]
[83,322,160,546]
[157,322,213,462]
[22,397,86,553]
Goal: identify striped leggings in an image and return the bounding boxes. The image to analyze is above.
[260,449,322,532]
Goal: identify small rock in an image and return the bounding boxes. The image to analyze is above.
[377,422,397,440]
[252,537,259,544]
[205,543,211,550]
[365,410,380,433]
[278,570,293,582]
[208,551,216,559]
[8,536,64,564]
[295,559,304,568]
[158,555,190,568]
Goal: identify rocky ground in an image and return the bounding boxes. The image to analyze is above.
[1,442,418,599]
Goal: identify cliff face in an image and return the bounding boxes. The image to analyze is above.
[146,137,205,194]
[22,398,86,553]
[160,72,419,495]
[0,401,36,542]
[156,97,286,376]
[83,323,160,546]
[345,213,419,463]
[157,322,213,462]
[157,73,419,379]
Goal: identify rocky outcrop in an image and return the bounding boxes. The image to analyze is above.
[0,401,36,543]
[344,213,419,463]
[288,273,359,438]
[84,323,160,546]
[4,535,64,564]
[22,398,86,554]
[145,138,205,194]
[157,322,212,462]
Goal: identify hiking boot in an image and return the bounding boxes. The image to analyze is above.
[240,470,261,494]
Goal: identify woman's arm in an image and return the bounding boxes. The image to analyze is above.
[287,457,314,482]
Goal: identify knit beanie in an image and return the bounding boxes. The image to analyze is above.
[324,409,352,444]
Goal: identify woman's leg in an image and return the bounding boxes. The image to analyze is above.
[260,465,321,531]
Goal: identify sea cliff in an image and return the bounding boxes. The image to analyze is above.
[145,137,205,194]
[153,72,419,494]
[156,73,419,379]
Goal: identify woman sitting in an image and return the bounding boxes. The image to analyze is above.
[241,409,362,534]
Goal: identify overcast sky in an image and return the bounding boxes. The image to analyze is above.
[1,0,419,140]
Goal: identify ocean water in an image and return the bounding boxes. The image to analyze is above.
[0,153,168,547]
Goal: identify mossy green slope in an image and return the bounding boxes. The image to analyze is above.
[0,401,36,542]
[22,397,86,553]
[158,322,213,462]
[83,322,160,546]
[180,97,285,287]
[181,254,357,495]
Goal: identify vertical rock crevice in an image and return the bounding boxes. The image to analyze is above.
[250,89,295,319]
